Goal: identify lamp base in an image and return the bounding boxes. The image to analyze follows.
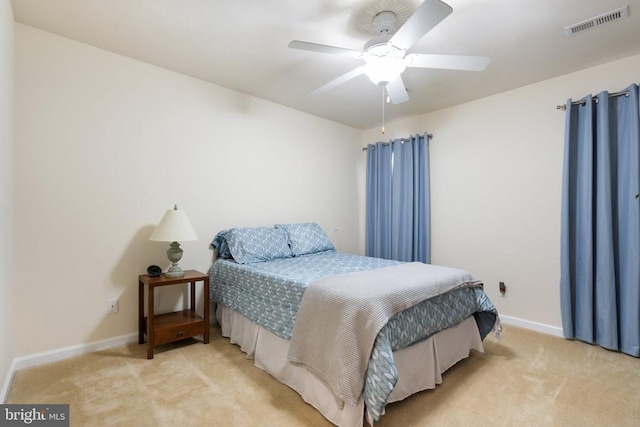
[165,269,185,278]
[165,242,185,278]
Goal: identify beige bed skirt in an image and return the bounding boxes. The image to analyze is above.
[216,305,483,427]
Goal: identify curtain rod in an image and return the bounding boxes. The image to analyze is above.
[556,90,630,110]
[362,134,433,151]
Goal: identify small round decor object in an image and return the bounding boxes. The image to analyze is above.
[147,265,162,277]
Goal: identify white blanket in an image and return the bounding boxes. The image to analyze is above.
[287,262,482,406]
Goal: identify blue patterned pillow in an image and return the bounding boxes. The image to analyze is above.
[223,227,293,264]
[275,223,335,256]
[212,229,233,259]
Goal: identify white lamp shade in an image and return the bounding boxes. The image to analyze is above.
[149,206,198,242]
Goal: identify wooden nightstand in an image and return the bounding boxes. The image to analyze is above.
[138,270,210,359]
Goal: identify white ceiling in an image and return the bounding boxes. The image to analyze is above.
[11,0,640,130]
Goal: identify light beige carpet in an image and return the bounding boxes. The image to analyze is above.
[7,323,640,426]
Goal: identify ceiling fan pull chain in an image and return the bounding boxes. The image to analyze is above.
[381,85,386,134]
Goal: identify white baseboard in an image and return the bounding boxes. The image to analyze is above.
[1,358,17,403]
[499,314,564,337]
[13,333,139,372]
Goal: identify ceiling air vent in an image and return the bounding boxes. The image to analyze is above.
[564,5,629,36]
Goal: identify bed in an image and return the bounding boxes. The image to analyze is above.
[209,223,499,426]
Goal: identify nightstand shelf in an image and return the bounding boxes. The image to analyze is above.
[138,270,210,359]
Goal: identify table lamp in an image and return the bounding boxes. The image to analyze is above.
[149,205,198,278]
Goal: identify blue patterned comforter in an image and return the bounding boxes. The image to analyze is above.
[209,251,498,421]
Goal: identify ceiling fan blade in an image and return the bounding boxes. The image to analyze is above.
[405,53,491,71]
[386,76,409,104]
[311,66,366,95]
[288,40,361,58]
[389,0,453,51]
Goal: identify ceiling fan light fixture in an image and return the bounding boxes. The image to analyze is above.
[289,0,486,103]
[364,56,406,85]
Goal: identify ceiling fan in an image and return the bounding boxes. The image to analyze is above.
[288,0,490,104]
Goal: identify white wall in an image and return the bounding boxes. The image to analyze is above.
[0,0,14,402]
[14,24,362,357]
[360,53,640,331]
[13,16,640,362]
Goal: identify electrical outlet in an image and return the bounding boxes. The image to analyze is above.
[499,282,507,298]
[107,298,118,314]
